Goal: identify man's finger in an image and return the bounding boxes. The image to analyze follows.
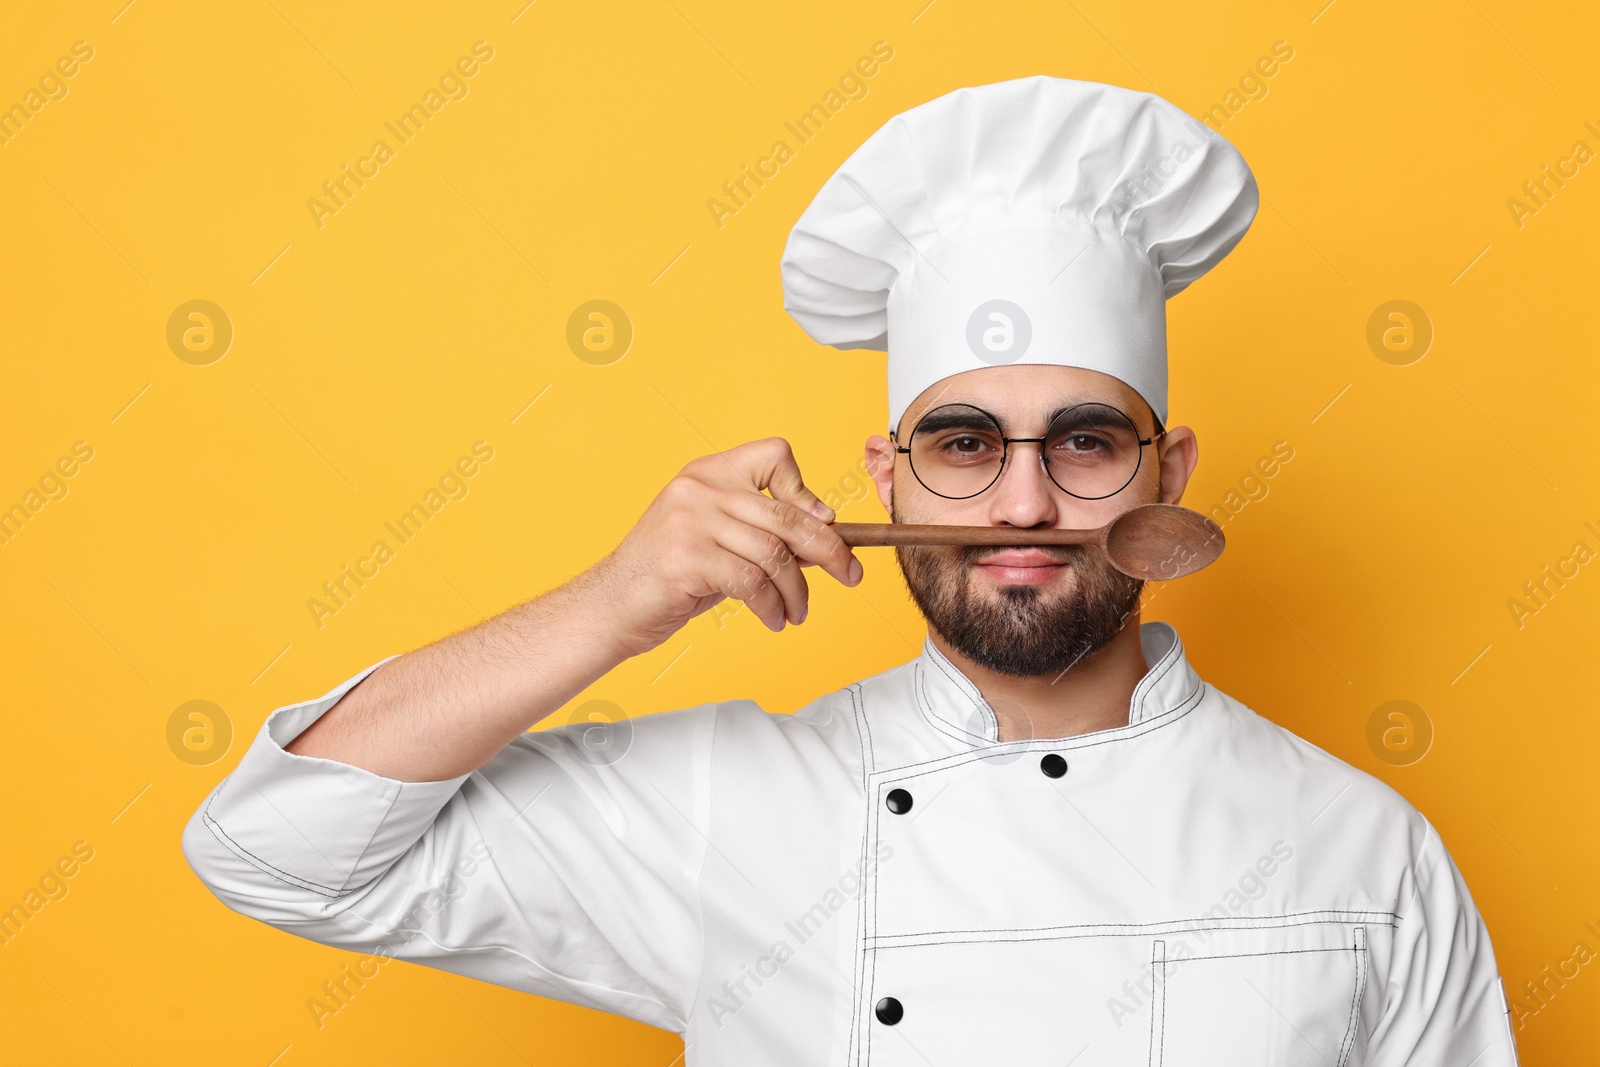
[704,548,787,631]
[733,437,835,522]
[720,489,861,588]
[711,520,812,625]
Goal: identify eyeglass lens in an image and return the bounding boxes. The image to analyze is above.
[906,402,1146,500]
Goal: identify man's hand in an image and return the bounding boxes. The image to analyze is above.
[593,437,863,657]
[285,437,862,780]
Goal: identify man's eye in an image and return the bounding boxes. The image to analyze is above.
[1057,433,1107,453]
[938,433,998,454]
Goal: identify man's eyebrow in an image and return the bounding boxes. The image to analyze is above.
[911,407,996,433]
[1047,397,1165,433]
[908,395,1160,433]
[909,399,1106,431]
[1029,397,1123,429]
[1043,401,1094,425]
[925,397,1105,425]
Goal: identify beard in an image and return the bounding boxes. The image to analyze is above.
[893,503,1145,678]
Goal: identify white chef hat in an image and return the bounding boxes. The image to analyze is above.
[780,75,1258,434]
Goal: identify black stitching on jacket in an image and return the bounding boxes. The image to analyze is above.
[923,642,995,741]
[200,808,343,897]
[875,680,1206,785]
[865,909,1400,947]
[1336,927,1368,1067]
[847,682,873,1066]
[868,913,1397,952]
[1170,944,1370,964]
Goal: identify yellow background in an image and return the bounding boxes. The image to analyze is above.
[1,0,1595,1062]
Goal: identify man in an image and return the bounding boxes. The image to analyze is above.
[183,76,1519,1064]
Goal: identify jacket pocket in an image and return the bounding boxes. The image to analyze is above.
[852,913,1385,1066]
[1150,922,1368,1067]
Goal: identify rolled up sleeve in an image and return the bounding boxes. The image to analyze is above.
[182,656,718,1033]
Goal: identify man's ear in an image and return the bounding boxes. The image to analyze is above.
[864,435,897,516]
[1156,426,1199,505]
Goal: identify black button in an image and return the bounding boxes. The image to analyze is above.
[874,996,904,1025]
[885,788,913,814]
[1040,753,1068,778]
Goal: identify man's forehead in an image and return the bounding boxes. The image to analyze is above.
[899,365,1146,428]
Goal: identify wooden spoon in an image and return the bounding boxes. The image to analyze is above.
[831,502,1224,580]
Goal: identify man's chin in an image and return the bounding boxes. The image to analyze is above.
[895,536,1145,675]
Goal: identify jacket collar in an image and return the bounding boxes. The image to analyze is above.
[912,620,1204,746]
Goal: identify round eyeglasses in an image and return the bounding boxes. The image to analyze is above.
[892,402,1167,501]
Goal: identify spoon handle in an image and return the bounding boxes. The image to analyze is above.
[832,523,1100,547]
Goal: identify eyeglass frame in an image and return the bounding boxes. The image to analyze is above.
[888,400,1169,501]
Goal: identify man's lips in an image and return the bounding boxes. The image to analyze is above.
[969,547,1074,586]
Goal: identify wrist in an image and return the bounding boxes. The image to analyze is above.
[562,554,665,662]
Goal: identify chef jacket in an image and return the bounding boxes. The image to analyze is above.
[183,621,1520,1065]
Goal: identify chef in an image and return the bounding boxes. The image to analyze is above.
[183,76,1520,1065]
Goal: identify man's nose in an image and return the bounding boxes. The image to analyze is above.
[986,443,1059,528]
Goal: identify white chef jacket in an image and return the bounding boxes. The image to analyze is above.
[183,621,1520,1065]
